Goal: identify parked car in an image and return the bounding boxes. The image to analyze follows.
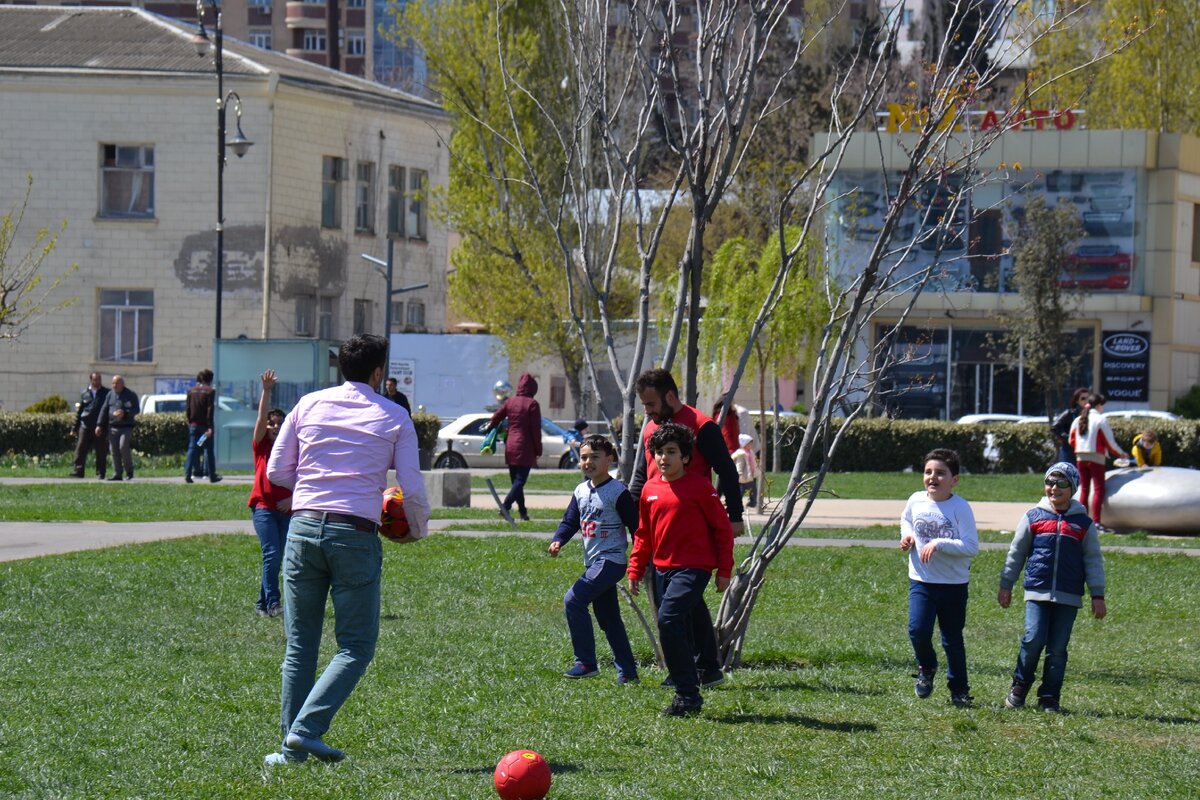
[954,414,1039,425]
[140,394,248,414]
[1102,409,1179,423]
[432,413,576,469]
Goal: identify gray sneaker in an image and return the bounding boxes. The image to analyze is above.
[914,668,935,699]
[266,602,283,618]
[1005,682,1029,709]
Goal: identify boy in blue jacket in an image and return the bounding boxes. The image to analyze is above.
[998,462,1107,713]
[548,435,639,684]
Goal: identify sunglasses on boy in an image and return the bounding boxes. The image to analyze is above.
[1044,478,1073,489]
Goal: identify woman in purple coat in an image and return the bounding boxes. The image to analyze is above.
[486,373,542,521]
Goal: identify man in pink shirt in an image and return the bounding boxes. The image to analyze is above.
[264,334,430,766]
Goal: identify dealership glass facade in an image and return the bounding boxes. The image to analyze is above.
[827,168,1146,295]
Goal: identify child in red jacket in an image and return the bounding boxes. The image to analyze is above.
[628,422,734,717]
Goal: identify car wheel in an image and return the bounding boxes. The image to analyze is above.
[558,452,577,469]
[434,451,468,469]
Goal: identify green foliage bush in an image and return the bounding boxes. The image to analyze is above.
[757,417,1200,473]
[0,412,188,457]
[411,412,441,451]
[24,395,70,414]
[1172,384,1200,420]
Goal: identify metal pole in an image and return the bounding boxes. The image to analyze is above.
[385,237,394,335]
[215,7,225,340]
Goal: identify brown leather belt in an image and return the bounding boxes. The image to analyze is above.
[294,509,378,534]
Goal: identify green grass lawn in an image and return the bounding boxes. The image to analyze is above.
[1,535,1197,798]
[0,452,253,479]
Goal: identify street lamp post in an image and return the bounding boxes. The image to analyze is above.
[192,0,253,340]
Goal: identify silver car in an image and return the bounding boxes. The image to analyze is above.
[432,413,576,469]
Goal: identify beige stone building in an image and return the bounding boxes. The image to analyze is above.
[0,6,450,411]
[820,125,1200,418]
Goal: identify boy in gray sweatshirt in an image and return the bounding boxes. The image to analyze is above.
[998,461,1107,713]
[548,436,639,683]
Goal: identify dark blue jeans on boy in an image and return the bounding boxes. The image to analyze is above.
[1013,600,1078,702]
[253,506,290,611]
[908,580,969,693]
[564,558,637,679]
[655,568,711,702]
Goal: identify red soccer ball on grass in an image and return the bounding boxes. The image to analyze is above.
[493,749,551,800]
[379,486,411,542]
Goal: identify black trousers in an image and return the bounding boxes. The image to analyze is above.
[654,568,714,700]
[73,424,108,477]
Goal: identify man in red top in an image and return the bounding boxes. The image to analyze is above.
[249,369,292,618]
[629,368,744,688]
[628,423,734,716]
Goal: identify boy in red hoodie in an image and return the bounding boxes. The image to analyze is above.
[628,423,734,717]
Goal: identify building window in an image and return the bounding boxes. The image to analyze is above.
[407,168,428,240]
[1192,204,1200,263]
[406,299,425,330]
[355,161,375,232]
[295,294,315,336]
[98,290,154,362]
[99,144,154,219]
[249,29,272,49]
[321,156,345,228]
[346,33,366,55]
[248,0,271,7]
[387,165,405,237]
[390,300,403,331]
[550,376,566,410]
[353,298,372,335]
[318,296,334,339]
[345,0,364,6]
[303,30,327,51]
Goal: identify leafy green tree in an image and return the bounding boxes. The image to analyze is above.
[995,195,1085,422]
[1,174,76,341]
[1031,1,1200,134]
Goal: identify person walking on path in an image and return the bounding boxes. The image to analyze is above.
[70,372,109,479]
[97,375,138,481]
[264,334,431,766]
[484,372,542,521]
[249,369,291,619]
[1068,392,1129,532]
[1050,387,1089,465]
[629,368,744,688]
[185,369,222,484]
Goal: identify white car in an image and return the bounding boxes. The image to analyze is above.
[432,413,576,469]
[955,413,1041,425]
[1102,409,1180,423]
[140,394,248,414]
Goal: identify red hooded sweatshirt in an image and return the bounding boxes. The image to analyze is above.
[488,373,542,467]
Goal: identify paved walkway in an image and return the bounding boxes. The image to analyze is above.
[4,488,1198,562]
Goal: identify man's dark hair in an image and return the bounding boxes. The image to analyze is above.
[581,434,616,459]
[923,448,961,476]
[339,334,388,383]
[635,368,679,399]
[268,408,286,421]
[649,422,693,458]
[197,369,213,384]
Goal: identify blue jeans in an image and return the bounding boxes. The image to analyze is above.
[279,514,382,756]
[564,558,637,678]
[1013,600,1079,702]
[185,423,216,479]
[908,580,970,693]
[503,465,532,515]
[655,568,711,701]
[252,506,289,610]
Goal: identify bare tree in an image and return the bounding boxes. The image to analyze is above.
[1,174,77,342]
[454,0,1128,667]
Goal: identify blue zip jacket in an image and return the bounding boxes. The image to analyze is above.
[1000,497,1105,607]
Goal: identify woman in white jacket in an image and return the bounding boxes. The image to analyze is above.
[1068,392,1130,532]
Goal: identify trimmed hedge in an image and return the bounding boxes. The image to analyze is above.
[1,411,446,458]
[1,411,191,457]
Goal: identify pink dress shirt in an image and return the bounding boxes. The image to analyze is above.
[267,381,429,539]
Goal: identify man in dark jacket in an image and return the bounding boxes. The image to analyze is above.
[97,375,139,481]
[185,369,222,483]
[485,372,542,521]
[70,372,109,479]
[383,377,412,415]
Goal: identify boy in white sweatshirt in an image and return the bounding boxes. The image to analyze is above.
[899,448,980,706]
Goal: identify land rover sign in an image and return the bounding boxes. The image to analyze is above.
[1100,331,1150,401]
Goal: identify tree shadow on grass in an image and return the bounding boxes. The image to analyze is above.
[1070,709,1200,725]
[748,680,887,696]
[711,712,877,732]
[446,763,586,776]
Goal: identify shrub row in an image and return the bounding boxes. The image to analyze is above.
[1,411,447,458]
[758,417,1200,473]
